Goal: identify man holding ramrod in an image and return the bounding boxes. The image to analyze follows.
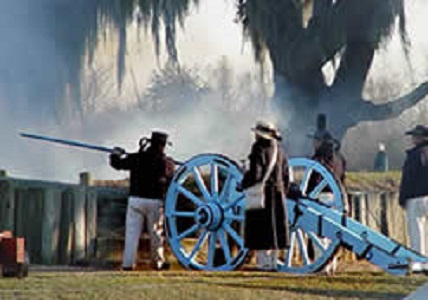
[110,131,175,271]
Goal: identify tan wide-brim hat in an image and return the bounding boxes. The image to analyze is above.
[251,121,282,141]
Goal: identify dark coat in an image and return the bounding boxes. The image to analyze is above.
[242,138,290,250]
[307,141,347,194]
[110,147,175,200]
[399,141,428,207]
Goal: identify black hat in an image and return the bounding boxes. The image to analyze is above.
[307,113,334,141]
[150,131,172,146]
[307,129,334,141]
[405,125,428,137]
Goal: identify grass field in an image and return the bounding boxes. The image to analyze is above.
[0,267,427,300]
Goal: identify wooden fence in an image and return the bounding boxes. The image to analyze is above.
[0,171,98,265]
[347,191,408,245]
[0,170,413,265]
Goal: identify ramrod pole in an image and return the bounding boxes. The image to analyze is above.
[19,132,183,165]
[20,132,117,153]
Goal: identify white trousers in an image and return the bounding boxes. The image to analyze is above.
[122,196,166,268]
[406,196,428,256]
[256,250,278,270]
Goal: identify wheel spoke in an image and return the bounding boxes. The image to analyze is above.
[224,212,244,222]
[308,179,327,198]
[218,229,232,263]
[300,166,314,195]
[223,194,245,210]
[187,230,209,263]
[288,166,295,183]
[210,164,219,199]
[219,173,233,201]
[285,231,296,267]
[307,231,327,253]
[296,229,310,266]
[177,223,200,240]
[191,167,211,201]
[223,223,244,248]
[170,211,196,218]
[207,232,217,267]
[177,185,204,206]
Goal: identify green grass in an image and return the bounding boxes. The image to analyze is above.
[0,270,426,300]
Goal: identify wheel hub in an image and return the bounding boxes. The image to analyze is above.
[195,203,223,231]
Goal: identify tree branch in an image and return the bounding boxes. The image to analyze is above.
[359,82,428,121]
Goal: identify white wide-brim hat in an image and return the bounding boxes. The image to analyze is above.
[251,121,281,140]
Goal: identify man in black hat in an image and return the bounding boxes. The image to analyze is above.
[306,130,346,194]
[306,114,346,189]
[399,125,428,255]
[306,126,347,276]
[110,131,175,270]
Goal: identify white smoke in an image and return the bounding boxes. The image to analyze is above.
[2,0,428,181]
[0,0,267,182]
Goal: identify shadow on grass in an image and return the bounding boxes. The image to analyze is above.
[325,275,426,286]
[208,281,409,299]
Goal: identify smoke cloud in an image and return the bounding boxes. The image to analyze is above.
[0,0,269,182]
[1,0,428,182]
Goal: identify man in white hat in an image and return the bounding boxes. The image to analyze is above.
[240,121,290,271]
[399,125,428,255]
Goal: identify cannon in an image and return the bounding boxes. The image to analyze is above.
[20,133,428,275]
[165,154,428,275]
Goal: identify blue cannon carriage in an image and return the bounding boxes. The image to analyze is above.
[20,133,428,275]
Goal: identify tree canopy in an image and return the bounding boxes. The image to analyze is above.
[2,0,427,150]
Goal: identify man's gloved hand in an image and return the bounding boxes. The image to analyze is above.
[111,147,126,156]
[287,183,303,200]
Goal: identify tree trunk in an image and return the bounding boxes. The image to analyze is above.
[332,42,375,98]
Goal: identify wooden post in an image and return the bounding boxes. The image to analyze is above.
[72,187,87,264]
[80,172,93,187]
[86,188,97,259]
[17,186,44,264]
[366,192,382,232]
[0,179,15,231]
[41,188,62,265]
[385,192,408,245]
[58,190,72,264]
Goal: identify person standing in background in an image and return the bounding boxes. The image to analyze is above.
[374,142,389,172]
[399,125,428,256]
